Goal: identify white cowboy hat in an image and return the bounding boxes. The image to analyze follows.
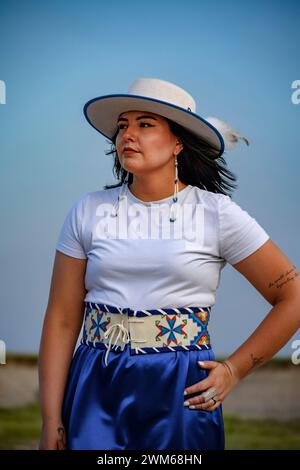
[83,77,226,158]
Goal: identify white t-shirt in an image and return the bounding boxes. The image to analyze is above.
[55,184,270,310]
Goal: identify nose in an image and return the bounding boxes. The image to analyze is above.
[120,125,138,142]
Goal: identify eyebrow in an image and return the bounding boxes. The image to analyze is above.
[117,114,158,123]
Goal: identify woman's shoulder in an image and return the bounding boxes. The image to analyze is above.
[189,185,227,206]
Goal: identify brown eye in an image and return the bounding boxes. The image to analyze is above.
[117,122,152,130]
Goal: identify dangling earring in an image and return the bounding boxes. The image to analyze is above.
[170,154,179,222]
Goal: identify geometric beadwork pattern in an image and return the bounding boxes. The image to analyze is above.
[81,302,212,359]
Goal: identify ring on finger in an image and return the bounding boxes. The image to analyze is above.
[202,387,217,403]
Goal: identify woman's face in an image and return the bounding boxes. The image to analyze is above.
[115,110,183,176]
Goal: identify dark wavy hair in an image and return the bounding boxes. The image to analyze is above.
[103,117,238,197]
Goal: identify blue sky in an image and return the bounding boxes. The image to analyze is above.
[0,0,299,357]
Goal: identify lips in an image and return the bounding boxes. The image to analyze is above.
[123,147,138,152]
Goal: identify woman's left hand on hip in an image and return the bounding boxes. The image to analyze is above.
[183,360,240,412]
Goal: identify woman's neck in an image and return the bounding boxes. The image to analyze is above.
[127,180,188,202]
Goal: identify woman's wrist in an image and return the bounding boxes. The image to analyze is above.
[222,358,241,383]
[41,416,64,427]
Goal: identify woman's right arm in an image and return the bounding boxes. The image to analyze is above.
[38,250,87,450]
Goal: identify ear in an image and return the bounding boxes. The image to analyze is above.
[175,139,184,155]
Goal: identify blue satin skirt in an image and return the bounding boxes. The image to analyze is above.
[62,342,225,450]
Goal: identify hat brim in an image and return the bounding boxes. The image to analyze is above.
[83,94,225,158]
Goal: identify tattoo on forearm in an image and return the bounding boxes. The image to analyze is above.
[250,353,264,370]
[268,265,299,290]
[57,426,66,449]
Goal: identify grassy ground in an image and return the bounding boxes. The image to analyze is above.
[0,402,41,450]
[0,402,299,450]
[224,415,300,450]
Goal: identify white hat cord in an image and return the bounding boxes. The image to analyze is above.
[110,154,181,222]
[110,178,128,217]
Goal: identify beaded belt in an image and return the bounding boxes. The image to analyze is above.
[81,302,212,366]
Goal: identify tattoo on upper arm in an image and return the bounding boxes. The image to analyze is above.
[250,353,264,370]
[268,265,299,290]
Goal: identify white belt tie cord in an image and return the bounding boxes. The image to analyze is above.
[103,320,130,366]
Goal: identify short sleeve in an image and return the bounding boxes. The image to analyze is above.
[218,194,270,265]
[55,194,88,259]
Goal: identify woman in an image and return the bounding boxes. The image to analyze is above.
[38,77,300,450]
